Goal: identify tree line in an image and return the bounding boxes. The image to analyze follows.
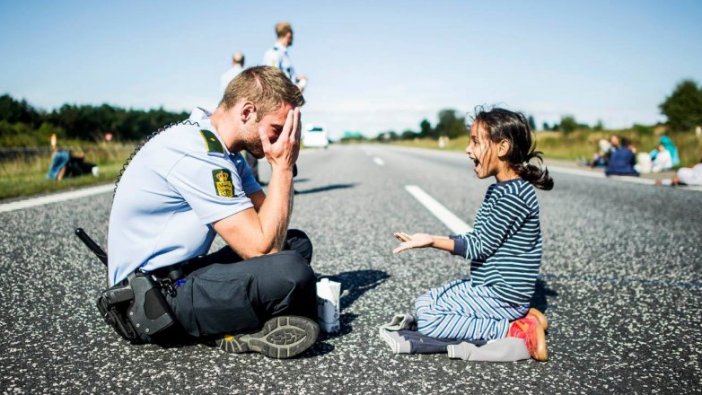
[3,77,701,147]
[373,78,702,141]
[0,94,188,147]
[374,108,540,142]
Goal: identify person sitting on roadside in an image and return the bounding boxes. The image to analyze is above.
[605,136,639,176]
[46,149,99,181]
[656,157,702,187]
[636,134,678,174]
[651,144,673,172]
[652,135,680,167]
[636,144,673,174]
[587,138,612,168]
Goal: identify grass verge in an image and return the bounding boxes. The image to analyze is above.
[0,143,134,201]
[392,130,702,167]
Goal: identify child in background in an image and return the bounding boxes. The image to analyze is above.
[393,107,553,361]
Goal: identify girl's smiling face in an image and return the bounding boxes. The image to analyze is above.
[466,121,498,179]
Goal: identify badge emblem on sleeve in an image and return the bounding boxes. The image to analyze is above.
[212,169,234,197]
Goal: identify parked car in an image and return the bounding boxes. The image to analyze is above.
[303,124,329,148]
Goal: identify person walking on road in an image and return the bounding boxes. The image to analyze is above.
[393,108,554,361]
[263,21,306,188]
[263,21,307,92]
[108,66,318,359]
[220,51,245,93]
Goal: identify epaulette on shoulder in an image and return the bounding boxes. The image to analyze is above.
[199,129,225,155]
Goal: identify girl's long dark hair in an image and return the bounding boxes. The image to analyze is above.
[473,106,554,190]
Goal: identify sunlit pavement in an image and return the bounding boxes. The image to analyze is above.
[1,145,700,393]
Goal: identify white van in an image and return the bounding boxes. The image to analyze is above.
[303,124,329,148]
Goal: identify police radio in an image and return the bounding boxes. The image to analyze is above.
[75,228,175,343]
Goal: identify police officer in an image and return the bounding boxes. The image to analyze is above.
[107,66,318,359]
[219,51,245,94]
[263,21,307,92]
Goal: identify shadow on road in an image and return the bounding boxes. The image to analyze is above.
[530,277,558,313]
[326,269,390,311]
[295,183,357,195]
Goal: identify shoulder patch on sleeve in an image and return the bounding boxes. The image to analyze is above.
[200,129,224,155]
[212,168,234,197]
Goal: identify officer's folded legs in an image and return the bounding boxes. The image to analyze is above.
[283,229,313,265]
[166,250,317,339]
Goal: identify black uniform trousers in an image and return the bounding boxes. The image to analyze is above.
[163,229,317,338]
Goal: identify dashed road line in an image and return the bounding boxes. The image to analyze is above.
[404,185,472,234]
[373,157,385,166]
[0,184,114,213]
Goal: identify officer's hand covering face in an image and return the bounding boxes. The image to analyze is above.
[243,102,295,159]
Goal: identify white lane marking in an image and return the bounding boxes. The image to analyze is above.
[373,157,385,166]
[0,184,114,213]
[405,185,472,234]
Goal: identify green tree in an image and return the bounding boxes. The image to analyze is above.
[401,129,417,140]
[594,120,604,131]
[660,79,702,131]
[376,130,398,142]
[559,115,578,134]
[527,115,536,131]
[0,94,42,127]
[419,119,432,138]
[435,109,466,139]
[542,122,550,131]
[0,93,189,145]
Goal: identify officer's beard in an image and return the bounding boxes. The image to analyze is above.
[241,123,266,159]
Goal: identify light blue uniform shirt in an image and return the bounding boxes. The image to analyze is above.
[107,107,262,285]
[263,42,298,83]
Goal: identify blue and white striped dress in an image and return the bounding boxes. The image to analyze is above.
[415,178,543,340]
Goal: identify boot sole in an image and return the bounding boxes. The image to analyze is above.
[217,316,319,359]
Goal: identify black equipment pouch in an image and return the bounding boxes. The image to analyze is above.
[96,273,176,343]
[75,228,177,343]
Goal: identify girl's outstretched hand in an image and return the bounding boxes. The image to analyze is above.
[393,232,433,254]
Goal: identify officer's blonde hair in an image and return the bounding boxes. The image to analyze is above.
[275,21,293,38]
[220,66,305,121]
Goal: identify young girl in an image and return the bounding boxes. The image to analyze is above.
[393,107,554,361]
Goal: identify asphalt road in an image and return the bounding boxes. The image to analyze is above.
[1,144,700,394]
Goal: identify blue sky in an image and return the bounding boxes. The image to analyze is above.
[1,0,701,138]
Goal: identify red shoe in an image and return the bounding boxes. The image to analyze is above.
[527,308,548,331]
[508,316,548,361]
